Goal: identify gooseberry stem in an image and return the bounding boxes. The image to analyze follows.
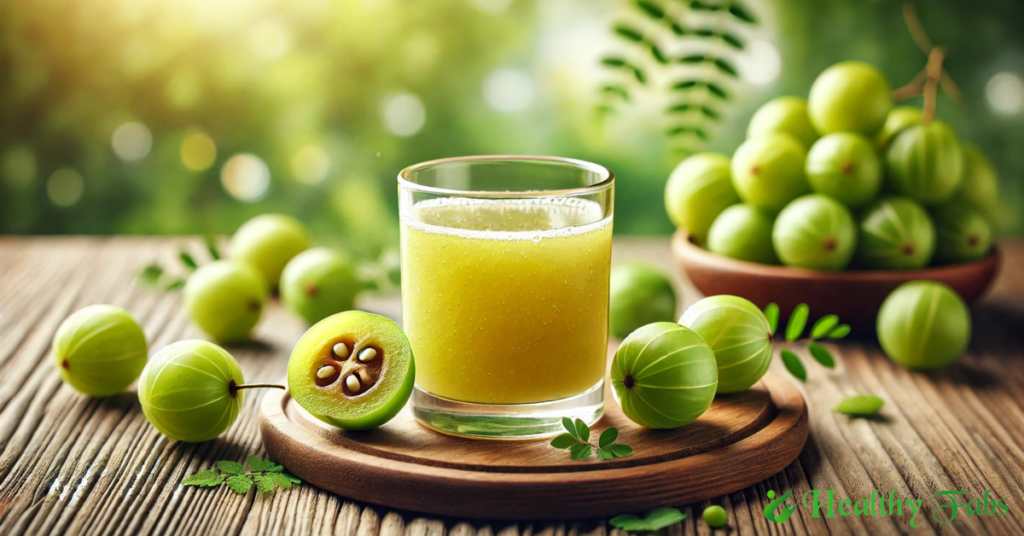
[921,47,945,124]
[231,383,286,393]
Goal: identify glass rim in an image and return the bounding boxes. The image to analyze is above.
[398,155,614,198]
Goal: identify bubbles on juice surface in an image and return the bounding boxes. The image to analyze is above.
[405,197,609,241]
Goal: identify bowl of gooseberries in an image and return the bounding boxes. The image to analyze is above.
[666,60,1000,328]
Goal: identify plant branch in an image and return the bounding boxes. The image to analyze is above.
[922,46,945,123]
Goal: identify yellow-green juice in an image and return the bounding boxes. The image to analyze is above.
[401,198,612,404]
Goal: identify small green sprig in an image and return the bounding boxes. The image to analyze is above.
[765,302,849,382]
[610,507,686,532]
[182,456,300,495]
[136,236,221,292]
[550,418,633,461]
[834,394,885,417]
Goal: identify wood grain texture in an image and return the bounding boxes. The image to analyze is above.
[260,373,807,519]
[0,236,1022,535]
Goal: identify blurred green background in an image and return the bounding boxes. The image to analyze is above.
[2,0,1022,257]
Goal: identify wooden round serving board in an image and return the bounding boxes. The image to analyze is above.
[259,371,808,520]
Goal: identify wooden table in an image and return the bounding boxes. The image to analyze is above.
[1,237,1023,535]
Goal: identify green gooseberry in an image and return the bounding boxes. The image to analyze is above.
[808,61,893,136]
[877,281,970,370]
[856,196,935,270]
[138,340,247,442]
[288,311,415,430]
[875,106,922,150]
[706,204,778,265]
[746,96,819,149]
[884,121,964,205]
[930,203,993,264]
[663,153,739,245]
[772,194,857,270]
[609,262,677,339]
[679,295,772,394]
[53,304,148,397]
[281,248,359,325]
[231,213,312,288]
[957,144,1000,221]
[610,322,718,429]
[184,260,268,342]
[731,134,809,212]
[702,505,728,528]
[805,132,881,207]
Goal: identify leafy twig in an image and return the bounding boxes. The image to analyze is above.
[550,418,633,461]
[182,456,300,495]
[765,302,849,382]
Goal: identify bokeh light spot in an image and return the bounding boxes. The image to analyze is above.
[738,40,782,86]
[47,169,84,207]
[986,72,1024,116]
[381,93,426,137]
[483,68,535,113]
[181,132,218,171]
[291,145,330,184]
[1,146,37,188]
[111,122,153,162]
[248,18,292,61]
[221,154,270,202]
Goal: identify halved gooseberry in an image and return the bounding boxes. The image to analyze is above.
[288,311,415,430]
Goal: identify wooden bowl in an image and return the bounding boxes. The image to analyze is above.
[671,231,1001,329]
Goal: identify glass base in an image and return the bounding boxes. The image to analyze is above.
[411,381,605,440]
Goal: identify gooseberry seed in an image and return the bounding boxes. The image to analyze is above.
[679,296,773,394]
[53,304,148,397]
[288,311,415,430]
[611,322,718,429]
[877,281,970,370]
[855,196,935,270]
[184,260,268,343]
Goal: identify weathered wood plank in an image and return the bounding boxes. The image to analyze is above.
[0,237,1021,535]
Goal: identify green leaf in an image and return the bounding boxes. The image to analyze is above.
[265,473,296,489]
[811,315,839,339]
[562,417,579,439]
[834,395,885,416]
[781,350,807,382]
[225,475,254,494]
[613,25,644,43]
[601,85,630,101]
[599,427,618,448]
[728,3,758,24]
[136,264,164,286]
[281,473,301,484]
[165,279,186,292]
[610,508,686,532]
[764,303,779,335]
[828,324,851,339]
[255,475,276,493]
[550,433,577,449]
[610,444,634,458]
[679,54,706,64]
[179,251,198,270]
[269,464,286,474]
[204,236,221,260]
[650,45,668,64]
[712,58,738,77]
[596,448,614,461]
[570,443,592,461]
[634,0,665,19]
[706,82,729,99]
[247,456,275,473]
[808,343,835,368]
[721,33,744,49]
[575,419,590,443]
[181,469,224,488]
[216,461,245,475]
[786,304,809,341]
[643,507,687,529]
[600,57,626,67]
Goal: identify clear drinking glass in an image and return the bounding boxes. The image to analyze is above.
[398,155,614,439]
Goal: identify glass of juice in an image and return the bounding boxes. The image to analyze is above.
[399,155,614,439]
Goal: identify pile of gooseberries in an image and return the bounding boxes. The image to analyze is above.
[665,60,999,271]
